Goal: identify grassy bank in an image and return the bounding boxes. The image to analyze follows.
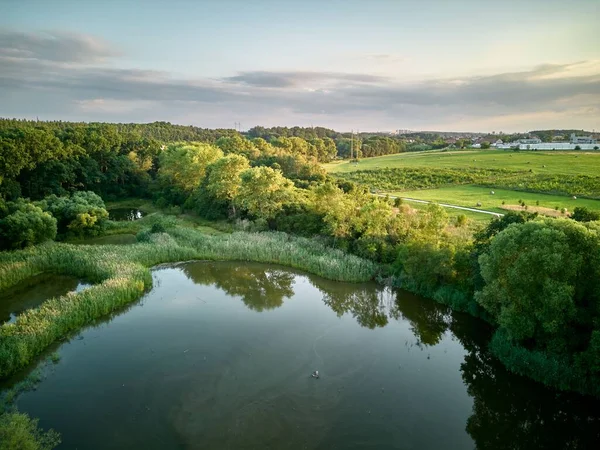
[0,218,377,379]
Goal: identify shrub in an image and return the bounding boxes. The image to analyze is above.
[0,411,61,450]
[0,199,57,250]
[40,191,108,237]
[571,206,600,222]
[150,222,166,234]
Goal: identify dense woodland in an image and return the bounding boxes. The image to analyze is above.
[1,119,600,399]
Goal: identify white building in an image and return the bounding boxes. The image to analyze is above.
[570,133,597,144]
[519,137,542,144]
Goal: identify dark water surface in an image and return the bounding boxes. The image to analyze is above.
[12,262,600,449]
[108,208,145,221]
[0,273,89,325]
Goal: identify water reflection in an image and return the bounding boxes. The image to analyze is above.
[450,317,600,449]
[181,263,295,311]
[11,262,600,450]
[0,273,89,324]
[395,293,451,346]
[314,282,391,329]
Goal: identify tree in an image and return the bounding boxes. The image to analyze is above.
[571,206,600,222]
[476,219,600,354]
[0,412,61,450]
[205,154,250,215]
[0,199,57,249]
[236,167,296,220]
[158,143,223,197]
[313,183,362,239]
[481,141,491,149]
[40,191,108,237]
[215,135,259,160]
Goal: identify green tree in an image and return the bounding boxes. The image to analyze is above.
[215,135,259,160]
[40,191,108,237]
[0,199,57,249]
[236,167,296,220]
[476,219,600,353]
[571,206,600,222]
[0,412,61,450]
[205,154,250,215]
[158,143,223,200]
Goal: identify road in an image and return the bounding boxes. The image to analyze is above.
[377,194,504,217]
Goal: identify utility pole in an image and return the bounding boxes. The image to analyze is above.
[356,129,359,161]
[350,129,353,160]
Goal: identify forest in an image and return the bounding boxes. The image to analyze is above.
[1,119,600,405]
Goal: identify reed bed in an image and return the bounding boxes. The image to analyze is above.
[0,222,377,378]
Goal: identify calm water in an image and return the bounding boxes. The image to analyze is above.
[108,208,145,221]
[11,262,600,449]
[0,273,89,324]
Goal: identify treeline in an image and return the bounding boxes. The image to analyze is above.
[0,120,417,202]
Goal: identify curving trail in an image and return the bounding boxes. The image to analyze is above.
[377,193,504,217]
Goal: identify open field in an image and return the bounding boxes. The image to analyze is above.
[325,150,600,177]
[326,150,600,219]
[393,186,600,215]
[403,199,495,223]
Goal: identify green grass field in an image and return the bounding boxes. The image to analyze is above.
[325,150,600,177]
[393,186,600,214]
[326,150,600,218]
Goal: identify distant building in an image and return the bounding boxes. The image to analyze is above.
[491,139,503,147]
[570,133,597,144]
[519,136,542,144]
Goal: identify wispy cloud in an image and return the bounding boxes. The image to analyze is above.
[222,71,388,88]
[0,30,119,63]
[1,30,598,131]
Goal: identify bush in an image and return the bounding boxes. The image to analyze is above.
[150,222,166,234]
[476,219,600,394]
[40,191,108,237]
[0,199,57,249]
[571,206,600,222]
[0,411,61,450]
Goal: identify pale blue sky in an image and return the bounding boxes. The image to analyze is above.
[1,0,599,131]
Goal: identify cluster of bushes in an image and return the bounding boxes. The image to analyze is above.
[0,191,108,249]
[388,210,600,396]
[335,167,524,191]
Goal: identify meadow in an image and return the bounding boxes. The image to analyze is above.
[395,186,600,215]
[325,150,600,219]
[325,150,600,177]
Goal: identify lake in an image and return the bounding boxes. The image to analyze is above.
[10,262,600,449]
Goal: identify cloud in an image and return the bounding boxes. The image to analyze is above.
[0,29,598,131]
[222,71,388,88]
[0,30,118,63]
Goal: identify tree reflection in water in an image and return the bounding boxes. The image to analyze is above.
[312,274,600,449]
[181,263,295,311]
[178,262,600,449]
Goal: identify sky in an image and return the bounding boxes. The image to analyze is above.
[1,0,599,132]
